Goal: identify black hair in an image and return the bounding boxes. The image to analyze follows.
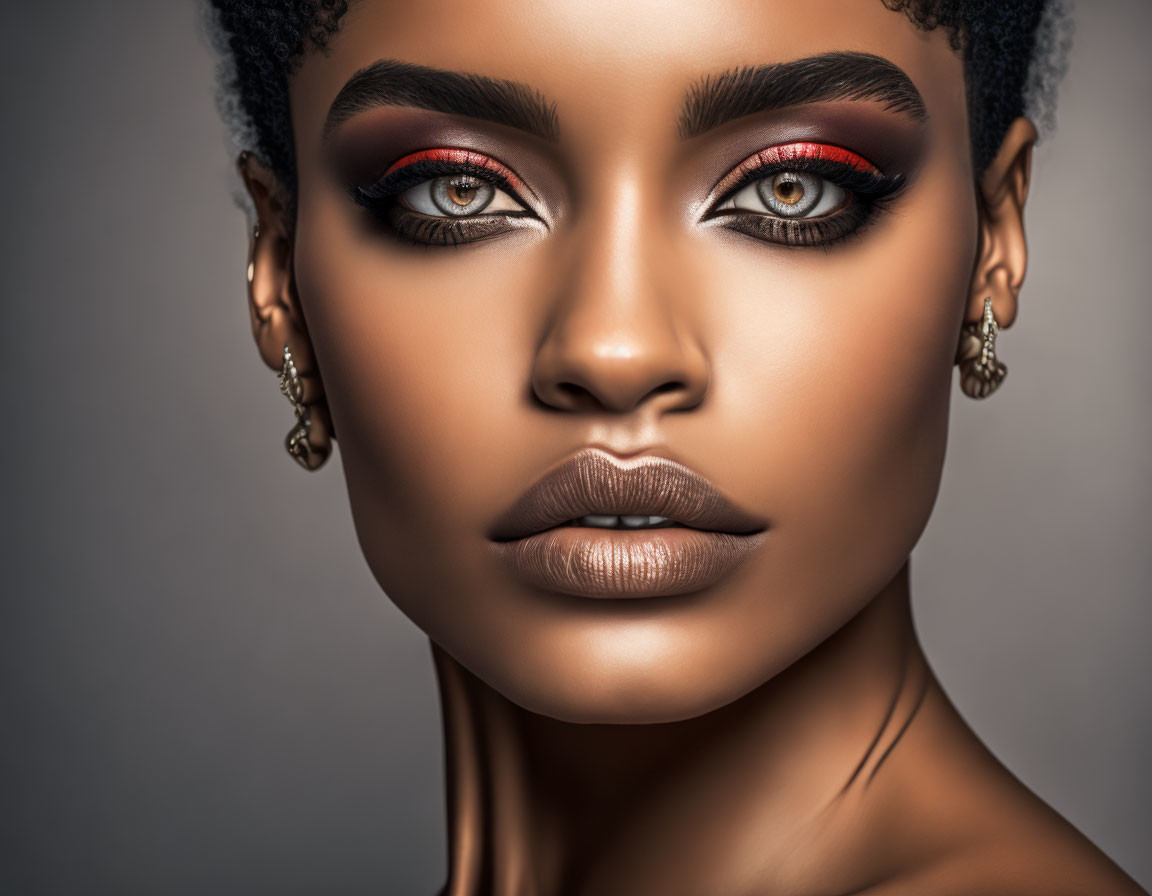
[881,0,1072,175]
[204,0,348,198]
[204,0,1071,202]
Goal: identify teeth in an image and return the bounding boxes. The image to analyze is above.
[574,514,676,529]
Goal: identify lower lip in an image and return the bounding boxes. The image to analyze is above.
[489,525,767,599]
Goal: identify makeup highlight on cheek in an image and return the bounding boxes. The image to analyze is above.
[382,147,528,195]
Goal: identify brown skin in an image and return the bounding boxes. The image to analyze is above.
[237,0,1145,893]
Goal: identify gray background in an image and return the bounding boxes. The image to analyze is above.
[1,2,1148,893]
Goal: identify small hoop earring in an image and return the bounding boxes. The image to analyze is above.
[278,345,329,471]
[956,296,1007,399]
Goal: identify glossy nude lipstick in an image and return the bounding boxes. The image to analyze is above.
[488,448,768,598]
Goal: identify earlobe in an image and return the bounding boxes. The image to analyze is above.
[964,116,1038,331]
[237,152,334,468]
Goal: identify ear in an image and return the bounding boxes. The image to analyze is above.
[964,116,1038,331]
[237,152,334,461]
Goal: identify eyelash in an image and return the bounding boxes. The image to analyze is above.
[352,158,535,248]
[351,148,907,250]
[708,156,906,248]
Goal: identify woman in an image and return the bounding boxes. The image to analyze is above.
[207,0,1144,892]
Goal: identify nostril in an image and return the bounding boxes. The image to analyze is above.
[555,382,603,411]
[651,381,683,395]
[531,341,710,413]
[539,378,699,413]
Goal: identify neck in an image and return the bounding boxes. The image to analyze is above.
[432,562,936,896]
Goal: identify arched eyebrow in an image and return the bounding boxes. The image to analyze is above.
[678,51,928,139]
[324,59,559,141]
[323,51,926,144]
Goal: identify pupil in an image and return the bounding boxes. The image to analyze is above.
[774,178,802,204]
[449,177,479,206]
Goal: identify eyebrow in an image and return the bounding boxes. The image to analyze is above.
[324,58,559,141]
[678,51,928,139]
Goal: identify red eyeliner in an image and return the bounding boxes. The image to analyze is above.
[382,148,526,193]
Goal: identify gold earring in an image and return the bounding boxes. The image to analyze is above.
[278,345,329,471]
[956,296,1007,399]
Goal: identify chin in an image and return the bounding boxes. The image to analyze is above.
[498,670,746,725]
[448,626,774,725]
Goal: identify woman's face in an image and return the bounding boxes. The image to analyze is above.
[284,0,978,723]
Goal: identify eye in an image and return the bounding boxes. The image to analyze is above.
[704,142,908,248]
[715,170,848,219]
[399,174,525,218]
[351,148,540,248]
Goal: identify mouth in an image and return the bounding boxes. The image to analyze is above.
[555,514,687,530]
[488,448,768,598]
[489,447,767,541]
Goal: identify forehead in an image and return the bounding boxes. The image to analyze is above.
[290,0,963,152]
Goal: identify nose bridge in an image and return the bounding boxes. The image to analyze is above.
[531,164,708,414]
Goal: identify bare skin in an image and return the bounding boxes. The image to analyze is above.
[236,0,1145,892]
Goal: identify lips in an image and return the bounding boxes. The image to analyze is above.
[488,448,768,598]
[490,448,767,540]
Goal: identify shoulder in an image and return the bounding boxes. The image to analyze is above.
[858,686,1146,896]
[866,768,1147,896]
[861,835,1147,896]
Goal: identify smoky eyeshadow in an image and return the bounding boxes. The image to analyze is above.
[325,100,926,252]
[324,107,560,212]
[680,102,928,216]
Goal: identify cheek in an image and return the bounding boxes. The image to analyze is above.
[697,159,978,664]
[291,194,544,629]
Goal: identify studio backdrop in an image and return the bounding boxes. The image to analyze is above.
[1,1,1149,894]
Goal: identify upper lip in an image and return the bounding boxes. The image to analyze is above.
[489,447,768,541]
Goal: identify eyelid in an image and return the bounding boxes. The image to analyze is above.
[381,147,535,203]
[707,141,880,204]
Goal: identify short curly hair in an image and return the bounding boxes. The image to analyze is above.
[204,0,1072,204]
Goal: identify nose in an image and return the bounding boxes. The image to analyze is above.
[530,187,710,415]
